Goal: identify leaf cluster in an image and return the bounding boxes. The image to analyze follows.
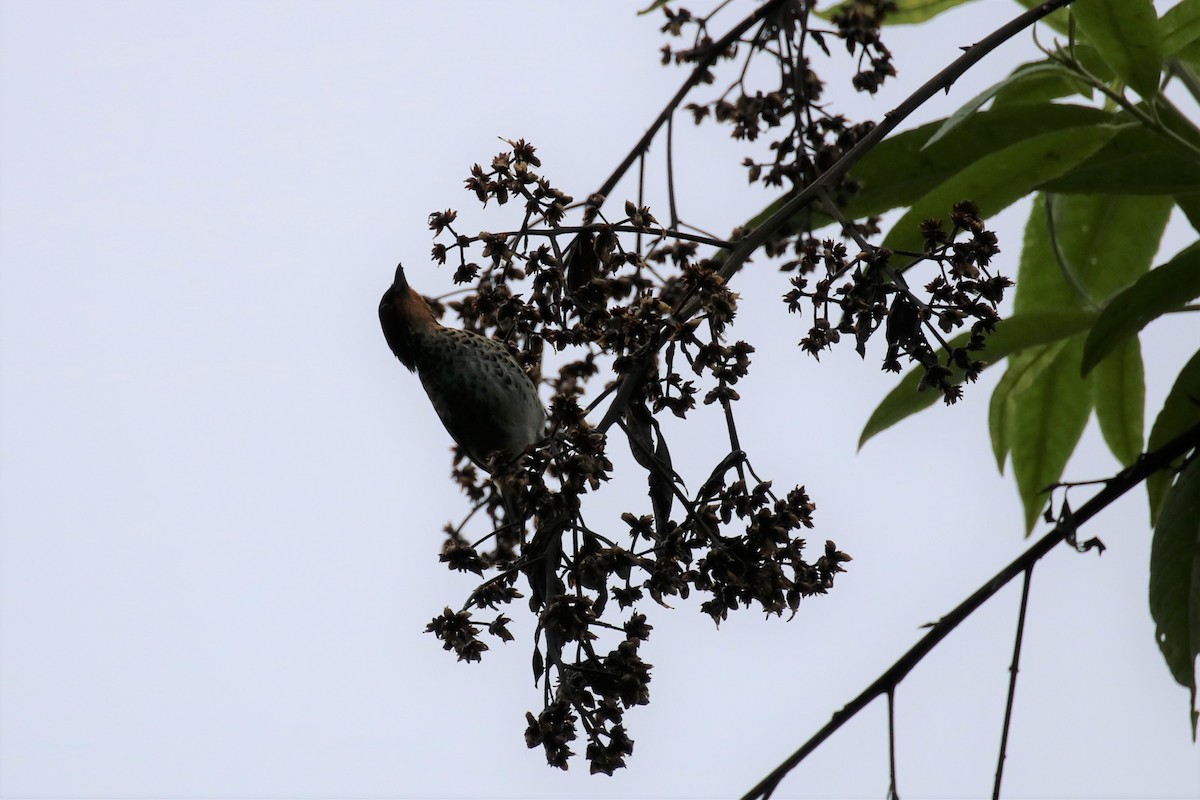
[855,0,1200,736]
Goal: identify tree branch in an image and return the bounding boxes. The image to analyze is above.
[993,565,1034,800]
[741,421,1200,800]
[593,0,788,205]
[595,0,1077,433]
[708,0,1077,291]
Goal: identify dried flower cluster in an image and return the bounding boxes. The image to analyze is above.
[669,0,892,196]
[782,200,1009,403]
[422,137,851,773]
[415,0,1005,774]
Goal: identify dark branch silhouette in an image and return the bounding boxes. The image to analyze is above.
[742,422,1200,800]
[595,0,1078,433]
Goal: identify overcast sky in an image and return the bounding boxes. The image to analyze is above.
[2,1,1197,798]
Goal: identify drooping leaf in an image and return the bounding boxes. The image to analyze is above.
[922,63,1085,150]
[1011,335,1094,533]
[817,0,977,26]
[1147,349,1200,523]
[992,192,1163,493]
[1092,335,1146,466]
[990,58,1095,107]
[1014,194,1081,313]
[991,44,1114,109]
[1156,97,1200,149]
[1161,0,1200,58]
[1149,454,1200,738]
[746,105,1113,234]
[1081,244,1200,375]
[1072,0,1164,100]
[1038,126,1200,195]
[860,310,1097,448]
[1075,194,1175,298]
[989,341,1071,472]
[882,125,1118,257]
[1177,193,1200,233]
[1015,194,1172,314]
[852,106,1108,225]
[989,369,1017,472]
[1178,38,1200,70]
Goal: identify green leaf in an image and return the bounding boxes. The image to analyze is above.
[993,45,1116,108]
[1177,193,1200,233]
[1072,0,1164,100]
[859,310,1097,448]
[1149,453,1200,738]
[882,125,1118,256]
[1011,335,1094,533]
[1093,336,1146,466]
[746,105,1113,234]
[1014,194,1080,314]
[1022,194,1171,311]
[637,0,669,15]
[1156,97,1200,150]
[1013,0,1071,34]
[1016,194,1173,315]
[850,106,1110,223]
[989,367,1017,472]
[1177,37,1200,71]
[989,341,1071,472]
[1081,244,1200,375]
[1147,349,1200,523]
[922,63,1085,150]
[1063,194,1173,300]
[1038,126,1200,195]
[817,0,977,25]
[883,0,977,25]
[1161,0,1200,57]
[991,59,1095,107]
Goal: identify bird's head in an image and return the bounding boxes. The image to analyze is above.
[379,262,436,372]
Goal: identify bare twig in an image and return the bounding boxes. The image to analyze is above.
[993,565,1035,800]
[741,421,1200,800]
[887,688,900,800]
[472,224,735,251]
[593,0,789,205]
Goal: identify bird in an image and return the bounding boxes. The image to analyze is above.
[379,262,546,471]
[381,263,559,619]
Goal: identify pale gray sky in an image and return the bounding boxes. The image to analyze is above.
[2,1,1197,797]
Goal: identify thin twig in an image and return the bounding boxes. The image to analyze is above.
[638,153,647,255]
[477,224,734,250]
[593,0,788,204]
[667,113,680,228]
[993,565,1035,800]
[1047,45,1200,161]
[887,688,900,800]
[741,421,1200,800]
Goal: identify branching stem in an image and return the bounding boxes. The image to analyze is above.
[993,565,1035,800]
[741,421,1200,800]
[598,0,1077,432]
